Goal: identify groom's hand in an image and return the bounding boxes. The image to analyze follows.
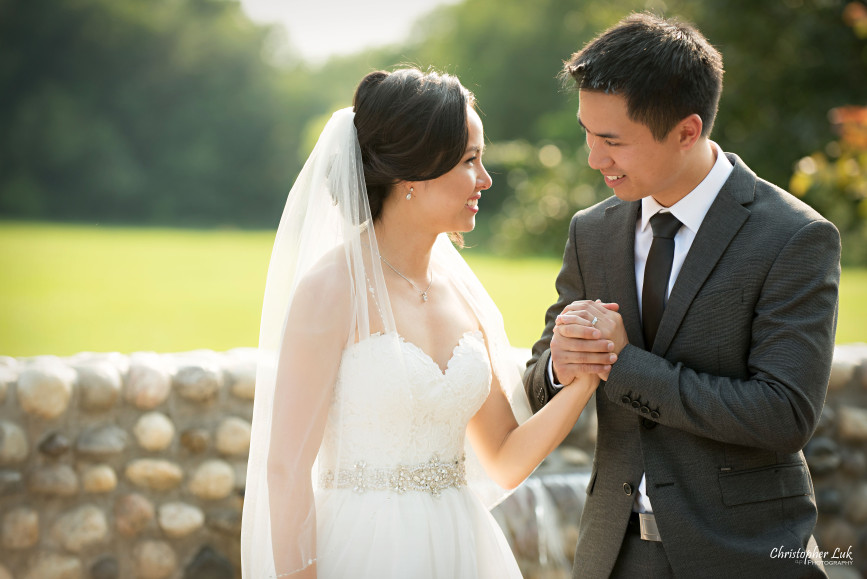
[551,300,619,385]
[553,300,628,382]
[561,301,628,354]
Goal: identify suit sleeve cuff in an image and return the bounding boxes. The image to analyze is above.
[547,358,564,390]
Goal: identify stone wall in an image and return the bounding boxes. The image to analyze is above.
[0,349,256,579]
[808,343,867,578]
[0,344,865,579]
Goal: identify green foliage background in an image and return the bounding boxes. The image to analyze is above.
[0,0,322,226]
[1,0,866,262]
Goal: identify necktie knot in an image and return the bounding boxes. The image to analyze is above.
[650,212,682,239]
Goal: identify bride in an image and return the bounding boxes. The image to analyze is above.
[241,68,601,578]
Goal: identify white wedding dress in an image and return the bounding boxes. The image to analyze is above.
[313,330,523,579]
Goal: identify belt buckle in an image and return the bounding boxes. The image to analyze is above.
[639,513,662,542]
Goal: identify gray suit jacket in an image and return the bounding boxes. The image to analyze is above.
[524,154,841,578]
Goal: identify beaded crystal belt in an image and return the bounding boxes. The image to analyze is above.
[319,454,466,497]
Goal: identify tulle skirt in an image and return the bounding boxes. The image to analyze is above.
[315,486,522,578]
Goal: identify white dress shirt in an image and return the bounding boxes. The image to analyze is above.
[548,142,733,513]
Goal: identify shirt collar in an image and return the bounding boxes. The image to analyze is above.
[640,141,734,234]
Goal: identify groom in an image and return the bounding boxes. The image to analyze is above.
[524,13,841,578]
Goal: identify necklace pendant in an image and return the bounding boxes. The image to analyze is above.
[422,292,428,302]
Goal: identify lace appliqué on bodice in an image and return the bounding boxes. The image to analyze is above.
[318,330,491,492]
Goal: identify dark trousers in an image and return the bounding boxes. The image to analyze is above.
[609,513,675,578]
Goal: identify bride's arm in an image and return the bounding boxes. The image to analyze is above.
[466,369,598,490]
[265,264,351,578]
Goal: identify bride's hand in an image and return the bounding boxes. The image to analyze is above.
[559,370,601,391]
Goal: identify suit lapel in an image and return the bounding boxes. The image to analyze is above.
[603,200,645,349]
[652,155,754,356]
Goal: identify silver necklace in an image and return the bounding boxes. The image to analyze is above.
[379,255,433,303]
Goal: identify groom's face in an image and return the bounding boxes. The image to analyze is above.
[577,90,685,206]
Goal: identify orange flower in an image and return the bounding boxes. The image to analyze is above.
[843,1,867,38]
[829,105,867,149]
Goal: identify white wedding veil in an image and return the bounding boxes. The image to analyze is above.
[240,103,530,578]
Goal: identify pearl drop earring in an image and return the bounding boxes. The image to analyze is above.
[406,187,413,200]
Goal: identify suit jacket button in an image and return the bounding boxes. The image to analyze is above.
[623,482,633,496]
[640,406,650,414]
[631,400,641,409]
[621,395,631,404]
[650,410,660,419]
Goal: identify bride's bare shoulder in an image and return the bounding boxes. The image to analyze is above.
[289,247,353,324]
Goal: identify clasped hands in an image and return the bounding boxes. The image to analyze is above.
[551,300,628,386]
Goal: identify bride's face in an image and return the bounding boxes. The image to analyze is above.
[414,108,492,233]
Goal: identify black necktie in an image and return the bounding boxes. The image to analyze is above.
[642,212,682,351]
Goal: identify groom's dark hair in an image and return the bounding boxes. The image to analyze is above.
[562,12,724,141]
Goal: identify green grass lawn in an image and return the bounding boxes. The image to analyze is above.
[1,222,865,357]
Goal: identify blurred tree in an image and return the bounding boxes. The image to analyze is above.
[789,2,867,266]
[0,0,324,227]
[695,0,867,189]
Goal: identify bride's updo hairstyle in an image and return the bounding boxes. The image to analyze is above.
[352,68,475,221]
